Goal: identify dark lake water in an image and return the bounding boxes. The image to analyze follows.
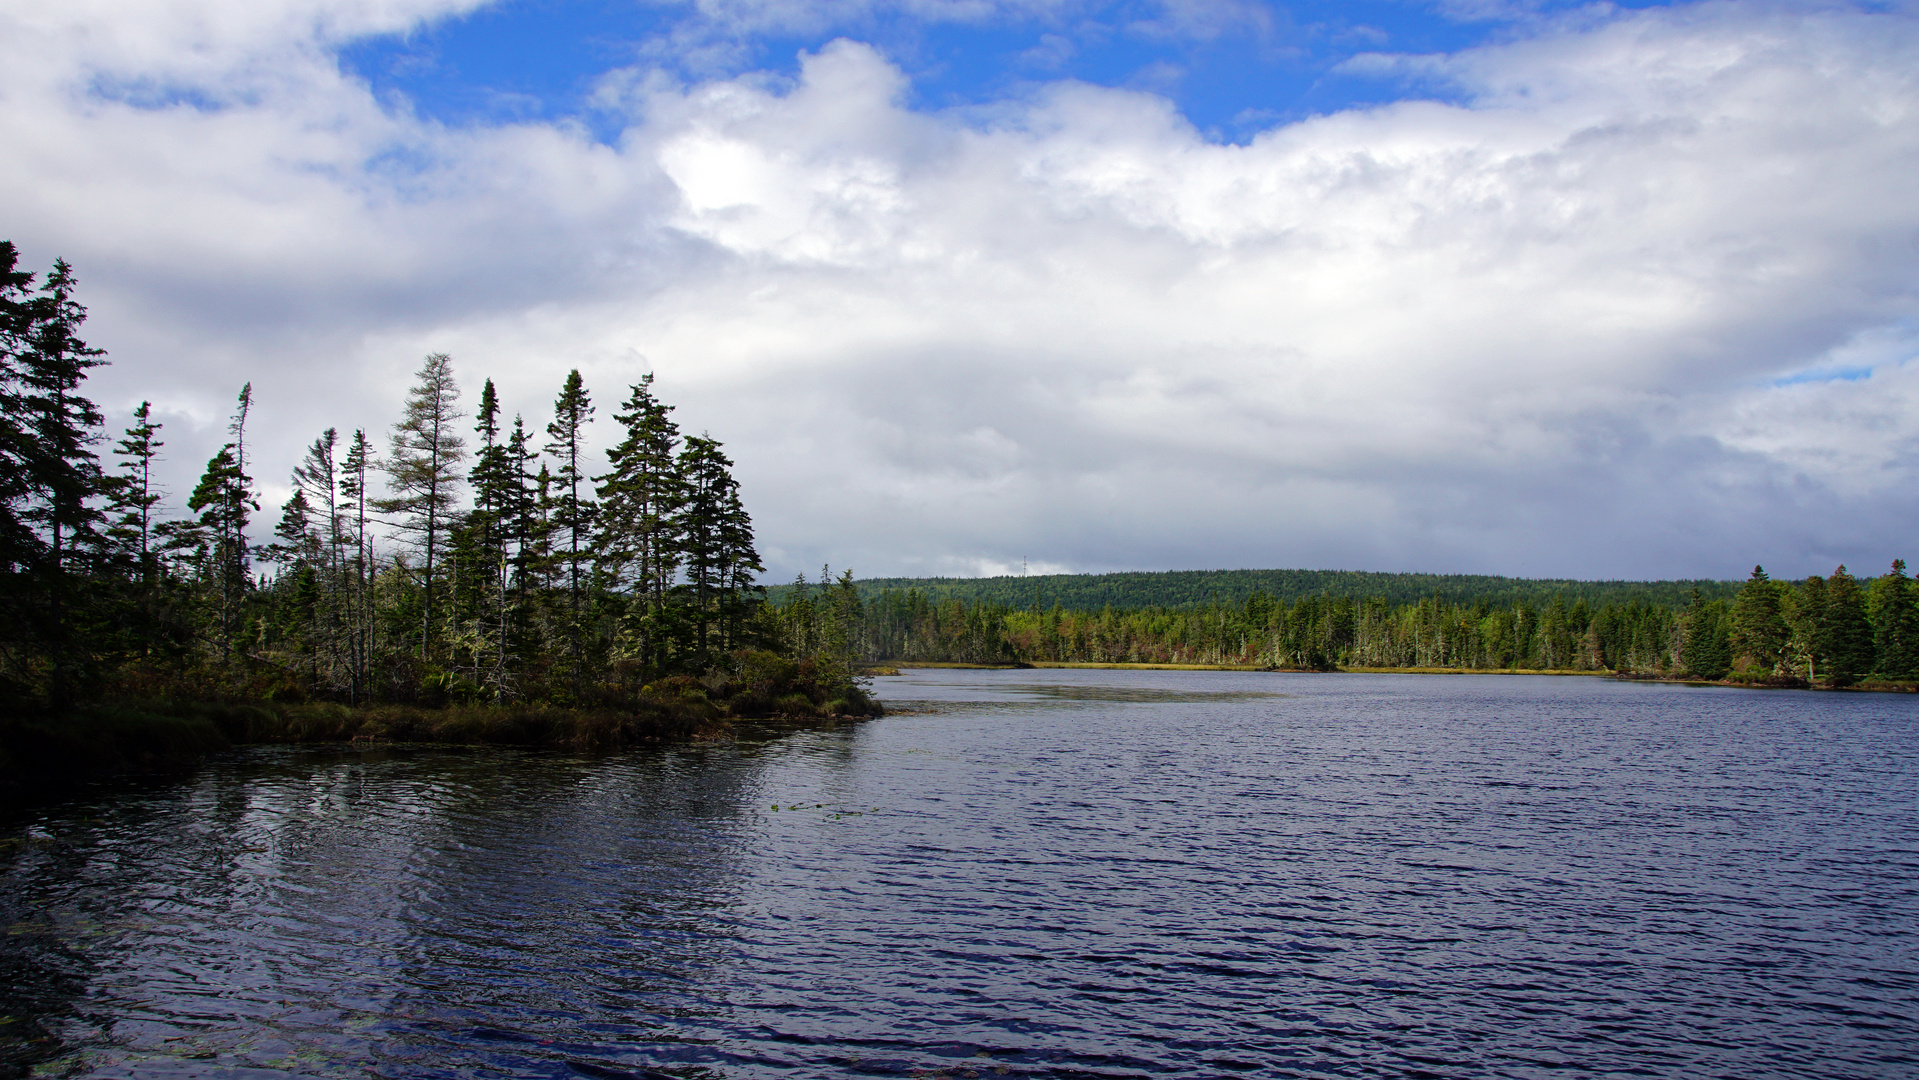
[5,670,1917,1079]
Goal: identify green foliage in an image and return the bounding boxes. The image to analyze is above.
[1869,559,1919,680]
[544,368,594,696]
[1730,566,1788,675]
[0,253,786,718]
[769,568,1743,612]
[595,374,683,677]
[1817,566,1875,687]
[1681,592,1732,680]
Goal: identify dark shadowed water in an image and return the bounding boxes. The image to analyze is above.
[4,670,1917,1079]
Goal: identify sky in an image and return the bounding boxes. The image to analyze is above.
[5,0,1919,583]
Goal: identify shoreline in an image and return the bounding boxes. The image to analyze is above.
[883,661,1918,691]
[885,661,1612,674]
[1,694,879,815]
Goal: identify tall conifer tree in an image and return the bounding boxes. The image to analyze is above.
[15,259,108,705]
[108,402,165,586]
[1820,565,1875,686]
[377,354,465,660]
[1870,559,1919,679]
[338,428,377,700]
[186,441,255,663]
[1729,565,1787,674]
[544,370,594,695]
[595,374,682,676]
[675,434,760,667]
[468,381,526,694]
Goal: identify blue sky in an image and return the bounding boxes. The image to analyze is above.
[7,0,1919,582]
[341,0,1674,141]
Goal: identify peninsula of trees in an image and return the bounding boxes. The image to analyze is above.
[0,244,871,731]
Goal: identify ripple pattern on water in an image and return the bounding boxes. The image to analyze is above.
[2,671,1916,1079]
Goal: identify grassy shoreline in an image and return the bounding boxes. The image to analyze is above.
[0,700,727,813]
[0,654,885,813]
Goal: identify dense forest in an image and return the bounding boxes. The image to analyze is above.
[0,245,869,722]
[774,565,1919,686]
[769,568,1742,612]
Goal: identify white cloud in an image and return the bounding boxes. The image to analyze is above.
[4,0,1918,582]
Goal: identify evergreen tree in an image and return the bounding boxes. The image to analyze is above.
[714,462,765,652]
[1681,589,1731,680]
[504,415,542,602]
[676,434,760,668]
[107,402,165,586]
[185,442,256,663]
[266,489,314,569]
[0,241,41,580]
[376,354,465,660]
[15,260,109,705]
[292,429,343,581]
[1819,565,1875,686]
[544,370,594,696]
[467,381,523,695]
[1729,565,1788,675]
[824,567,863,668]
[1870,559,1919,679]
[338,428,377,700]
[595,375,683,677]
[1786,575,1828,683]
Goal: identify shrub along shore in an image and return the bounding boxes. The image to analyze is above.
[0,652,879,813]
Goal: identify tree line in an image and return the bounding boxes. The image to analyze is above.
[0,245,846,713]
[775,564,1919,686]
[772,568,1744,613]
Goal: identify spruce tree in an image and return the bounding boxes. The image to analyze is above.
[186,443,255,663]
[376,353,466,660]
[266,489,314,569]
[1729,565,1788,675]
[714,462,765,652]
[1786,575,1828,683]
[595,374,683,677]
[544,370,594,696]
[338,428,376,701]
[107,402,165,586]
[1681,589,1731,680]
[467,383,530,696]
[1870,559,1919,679]
[675,434,760,668]
[1820,565,1875,686]
[14,260,110,705]
[292,429,342,582]
[0,242,40,580]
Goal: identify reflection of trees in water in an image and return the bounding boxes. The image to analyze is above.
[0,743,777,1078]
[0,769,272,1077]
[0,832,104,1077]
[375,744,765,1076]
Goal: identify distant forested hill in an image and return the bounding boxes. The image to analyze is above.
[766,568,1742,611]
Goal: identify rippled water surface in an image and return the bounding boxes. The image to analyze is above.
[5,671,1918,1079]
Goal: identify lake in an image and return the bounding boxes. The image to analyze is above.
[3,670,1915,1079]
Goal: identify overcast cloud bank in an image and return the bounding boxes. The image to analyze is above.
[3,0,1917,581]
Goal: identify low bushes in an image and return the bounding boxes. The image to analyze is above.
[0,649,881,811]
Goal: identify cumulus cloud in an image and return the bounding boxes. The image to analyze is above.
[3,0,1917,581]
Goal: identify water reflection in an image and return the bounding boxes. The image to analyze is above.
[1,744,782,1078]
[4,672,1918,1079]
